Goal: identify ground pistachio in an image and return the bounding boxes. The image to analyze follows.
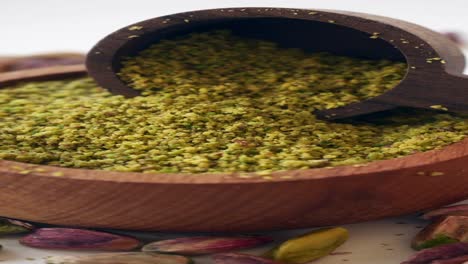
[20,228,140,251]
[265,227,349,263]
[45,252,192,264]
[1,30,467,174]
[0,218,33,235]
[142,236,273,255]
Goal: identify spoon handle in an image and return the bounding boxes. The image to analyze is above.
[314,101,397,120]
[317,74,468,120]
[388,73,468,113]
[0,64,87,88]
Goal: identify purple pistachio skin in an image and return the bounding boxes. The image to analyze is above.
[142,236,273,255]
[20,228,140,251]
[431,255,468,264]
[45,252,192,264]
[401,243,468,264]
[213,253,284,264]
[422,205,468,220]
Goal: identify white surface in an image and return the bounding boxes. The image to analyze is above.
[1,0,468,263]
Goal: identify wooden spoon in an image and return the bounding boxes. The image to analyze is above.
[85,8,468,119]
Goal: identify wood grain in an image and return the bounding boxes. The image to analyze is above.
[0,53,84,73]
[0,8,468,232]
[0,64,87,88]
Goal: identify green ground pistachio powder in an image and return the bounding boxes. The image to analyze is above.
[0,30,467,174]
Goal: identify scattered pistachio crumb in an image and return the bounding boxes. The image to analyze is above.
[430,105,449,111]
[128,35,139,39]
[417,172,426,176]
[128,25,143,31]
[430,172,445,176]
[308,11,318,15]
[328,20,335,23]
[184,19,190,23]
[51,171,65,177]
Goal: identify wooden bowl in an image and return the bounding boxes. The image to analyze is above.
[0,53,84,73]
[1,8,468,232]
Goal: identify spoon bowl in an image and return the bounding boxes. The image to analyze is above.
[86,8,468,119]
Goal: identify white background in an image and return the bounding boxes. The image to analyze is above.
[0,0,467,263]
[0,0,467,55]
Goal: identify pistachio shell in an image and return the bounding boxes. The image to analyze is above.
[266,227,349,264]
[20,228,140,251]
[422,205,468,220]
[45,252,191,264]
[401,242,468,264]
[213,253,283,264]
[0,218,33,235]
[431,255,468,264]
[142,236,273,255]
[412,216,465,250]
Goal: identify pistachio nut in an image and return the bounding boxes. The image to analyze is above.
[265,227,348,264]
[0,218,33,235]
[422,205,468,220]
[45,252,191,264]
[213,253,283,264]
[402,242,468,264]
[412,216,466,250]
[431,255,468,264]
[20,228,140,251]
[142,236,272,255]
